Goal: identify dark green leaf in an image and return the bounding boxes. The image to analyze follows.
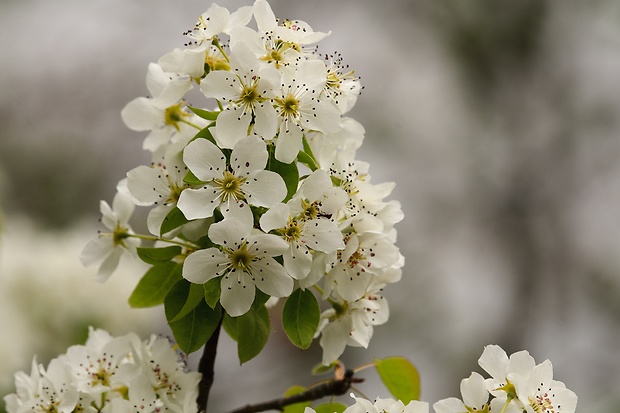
[167,300,222,354]
[187,106,220,121]
[128,262,182,308]
[222,313,239,342]
[314,403,347,413]
[267,147,299,202]
[203,278,221,309]
[282,289,320,349]
[374,357,421,403]
[237,305,270,364]
[282,386,310,413]
[161,206,189,234]
[137,246,182,265]
[169,283,206,323]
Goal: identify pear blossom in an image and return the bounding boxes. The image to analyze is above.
[322,52,362,114]
[433,372,492,413]
[182,211,293,316]
[3,328,200,413]
[121,63,195,153]
[272,59,342,163]
[200,42,280,147]
[333,396,428,413]
[80,191,140,282]
[177,135,287,220]
[126,147,189,235]
[184,3,253,44]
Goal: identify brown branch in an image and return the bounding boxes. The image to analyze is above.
[197,316,224,413]
[228,369,363,413]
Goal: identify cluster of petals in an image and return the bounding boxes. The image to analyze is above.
[433,345,578,413]
[3,327,200,413]
[83,0,404,366]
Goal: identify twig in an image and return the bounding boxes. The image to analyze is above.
[197,316,224,413]
[228,369,363,413]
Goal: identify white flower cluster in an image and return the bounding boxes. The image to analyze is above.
[3,327,200,413]
[82,0,403,364]
[434,345,578,413]
[306,396,429,413]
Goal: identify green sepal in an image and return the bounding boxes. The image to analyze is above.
[136,246,182,265]
[161,206,189,235]
[237,305,271,364]
[183,170,205,186]
[314,403,347,413]
[203,278,221,309]
[311,361,339,375]
[266,145,299,202]
[282,385,310,413]
[374,357,421,403]
[282,288,320,349]
[191,125,217,145]
[187,106,220,121]
[128,261,182,308]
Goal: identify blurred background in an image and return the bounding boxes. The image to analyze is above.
[2,0,620,411]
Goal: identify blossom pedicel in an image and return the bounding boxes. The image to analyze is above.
[81,0,403,365]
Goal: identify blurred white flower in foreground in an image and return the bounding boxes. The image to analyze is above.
[0,217,160,393]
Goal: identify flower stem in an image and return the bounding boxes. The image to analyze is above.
[181,119,203,130]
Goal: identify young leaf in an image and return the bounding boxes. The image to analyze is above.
[137,246,182,265]
[187,106,220,121]
[282,385,310,413]
[282,288,320,349]
[167,300,222,354]
[374,357,421,403]
[183,169,205,186]
[128,262,182,308]
[191,124,217,145]
[161,206,189,235]
[314,403,347,413]
[237,305,270,364]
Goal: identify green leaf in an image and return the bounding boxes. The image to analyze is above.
[137,246,182,265]
[222,313,239,342]
[191,125,217,145]
[237,305,270,364]
[169,283,206,323]
[203,278,221,309]
[282,386,310,413]
[187,106,220,121]
[161,206,189,235]
[314,403,347,413]
[297,151,318,172]
[183,169,205,186]
[128,262,182,308]
[374,357,421,403]
[267,146,299,202]
[167,300,222,354]
[282,289,320,349]
[311,361,339,375]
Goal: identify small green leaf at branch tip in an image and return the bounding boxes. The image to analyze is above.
[187,106,220,121]
[314,402,347,413]
[191,125,217,145]
[266,151,299,202]
[282,289,320,349]
[374,357,421,403]
[128,262,182,308]
[183,170,205,186]
[297,151,318,172]
[311,361,339,375]
[137,246,182,265]
[282,385,310,413]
